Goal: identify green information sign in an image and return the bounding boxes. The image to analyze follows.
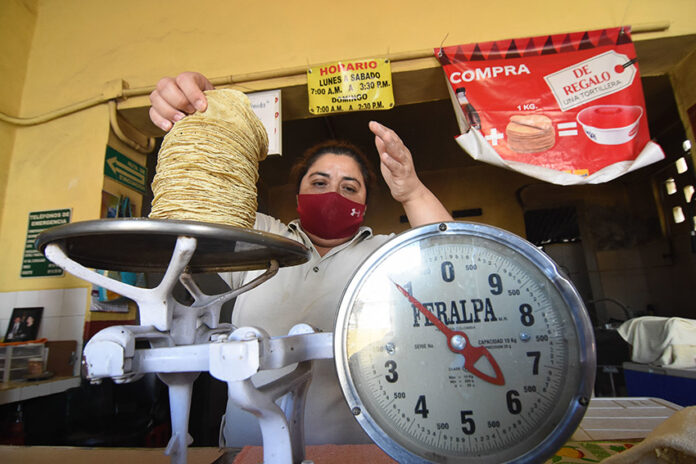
[104,146,147,193]
[21,208,71,278]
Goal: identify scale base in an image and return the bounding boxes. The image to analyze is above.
[37,219,333,464]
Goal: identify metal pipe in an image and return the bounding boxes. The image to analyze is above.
[108,100,156,154]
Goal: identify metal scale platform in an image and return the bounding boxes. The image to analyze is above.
[36,218,332,464]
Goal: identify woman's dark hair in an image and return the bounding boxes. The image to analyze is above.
[290,140,376,201]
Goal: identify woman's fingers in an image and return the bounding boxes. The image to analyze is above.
[175,72,215,111]
[149,88,185,131]
[149,72,215,131]
[370,121,406,161]
[369,121,421,203]
[380,151,409,181]
[371,121,413,173]
[149,105,174,132]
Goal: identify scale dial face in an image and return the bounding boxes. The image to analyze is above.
[335,222,595,463]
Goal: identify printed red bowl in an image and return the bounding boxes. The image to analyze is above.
[577,105,643,145]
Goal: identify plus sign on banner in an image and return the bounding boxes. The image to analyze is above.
[436,27,664,185]
[485,128,505,146]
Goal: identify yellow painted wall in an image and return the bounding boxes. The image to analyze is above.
[13,0,696,117]
[0,106,109,291]
[0,0,37,231]
[1,0,696,298]
[0,0,35,114]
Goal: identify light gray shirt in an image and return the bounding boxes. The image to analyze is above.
[220,212,393,446]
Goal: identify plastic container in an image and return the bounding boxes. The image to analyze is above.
[0,342,45,382]
[577,105,643,145]
[623,361,696,407]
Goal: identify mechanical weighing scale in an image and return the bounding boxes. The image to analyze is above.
[37,218,595,464]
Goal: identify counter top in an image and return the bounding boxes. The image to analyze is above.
[0,397,684,464]
[1,445,224,464]
[0,375,81,404]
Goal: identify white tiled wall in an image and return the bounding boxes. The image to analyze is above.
[1,287,87,373]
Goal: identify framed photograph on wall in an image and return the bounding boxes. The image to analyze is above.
[3,307,43,342]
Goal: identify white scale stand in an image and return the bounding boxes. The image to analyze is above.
[37,218,331,464]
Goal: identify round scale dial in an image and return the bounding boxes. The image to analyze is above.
[335,222,595,463]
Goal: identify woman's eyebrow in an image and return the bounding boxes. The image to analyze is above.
[307,171,330,180]
[308,171,361,185]
[342,175,361,185]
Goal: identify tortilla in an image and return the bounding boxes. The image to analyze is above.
[149,89,268,228]
[506,114,555,154]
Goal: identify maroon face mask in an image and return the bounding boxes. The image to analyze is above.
[297,192,366,239]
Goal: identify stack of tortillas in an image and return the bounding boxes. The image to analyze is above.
[149,89,268,228]
[505,114,555,153]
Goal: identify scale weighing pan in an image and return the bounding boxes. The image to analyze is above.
[35,217,311,273]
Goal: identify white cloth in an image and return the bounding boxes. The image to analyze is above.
[618,316,696,368]
[602,406,696,464]
[219,213,393,446]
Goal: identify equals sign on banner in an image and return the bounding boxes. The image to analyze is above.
[557,122,578,137]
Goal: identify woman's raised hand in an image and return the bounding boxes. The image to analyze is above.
[369,120,423,204]
[369,120,452,226]
[149,71,215,131]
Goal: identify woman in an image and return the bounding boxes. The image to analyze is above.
[149,72,453,445]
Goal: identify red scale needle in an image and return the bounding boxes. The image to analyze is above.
[394,281,505,386]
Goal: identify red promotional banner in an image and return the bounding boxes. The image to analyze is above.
[436,27,664,185]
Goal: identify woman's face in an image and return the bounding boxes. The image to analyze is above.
[298,153,367,204]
